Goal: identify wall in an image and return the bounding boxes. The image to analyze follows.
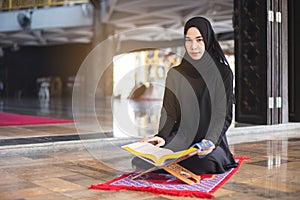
[0,43,91,97]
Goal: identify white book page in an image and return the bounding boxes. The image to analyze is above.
[125,142,174,159]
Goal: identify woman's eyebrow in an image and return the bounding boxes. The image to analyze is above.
[185,35,203,39]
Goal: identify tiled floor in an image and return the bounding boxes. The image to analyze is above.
[0,97,300,199]
[0,131,300,199]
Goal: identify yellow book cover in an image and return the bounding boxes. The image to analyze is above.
[122,142,198,167]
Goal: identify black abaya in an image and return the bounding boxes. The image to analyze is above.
[156,52,237,174]
[132,17,237,174]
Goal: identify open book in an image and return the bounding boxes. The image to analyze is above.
[122,141,212,167]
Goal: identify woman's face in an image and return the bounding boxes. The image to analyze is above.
[185,27,205,60]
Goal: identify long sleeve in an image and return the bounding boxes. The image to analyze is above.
[204,65,233,145]
[156,69,180,143]
[221,67,234,137]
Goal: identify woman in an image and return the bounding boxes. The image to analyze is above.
[134,16,237,174]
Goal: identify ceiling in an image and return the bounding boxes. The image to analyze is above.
[102,0,234,40]
[0,0,234,52]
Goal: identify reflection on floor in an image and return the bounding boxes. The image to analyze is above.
[0,97,300,199]
[0,130,299,199]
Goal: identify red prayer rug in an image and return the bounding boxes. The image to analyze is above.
[90,156,249,198]
[0,112,73,126]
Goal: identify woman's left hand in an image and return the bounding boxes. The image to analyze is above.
[197,139,215,155]
[139,136,165,147]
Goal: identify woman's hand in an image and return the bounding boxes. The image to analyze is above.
[197,139,215,155]
[140,136,165,147]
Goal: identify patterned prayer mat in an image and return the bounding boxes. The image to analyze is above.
[90,156,249,198]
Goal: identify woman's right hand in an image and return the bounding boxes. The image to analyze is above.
[139,136,165,147]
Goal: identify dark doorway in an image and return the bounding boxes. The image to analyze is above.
[234,0,288,125]
[234,0,268,124]
[288,0,300,121]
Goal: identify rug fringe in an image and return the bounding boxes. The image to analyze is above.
[90,184,214,198]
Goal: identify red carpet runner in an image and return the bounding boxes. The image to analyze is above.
[90,156,249,198]
[0,112,73,126]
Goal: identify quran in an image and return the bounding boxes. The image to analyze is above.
[122,140,213,185]
[122,141,212,167]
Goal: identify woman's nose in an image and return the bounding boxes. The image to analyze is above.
[191,40,198,50]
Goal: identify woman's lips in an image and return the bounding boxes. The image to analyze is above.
[190,52,200,56]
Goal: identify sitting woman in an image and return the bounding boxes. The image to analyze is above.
[133,16,237,174]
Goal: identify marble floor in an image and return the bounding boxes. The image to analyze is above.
[0,97,300,199]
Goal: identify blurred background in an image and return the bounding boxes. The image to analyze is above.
[0,0,299,137]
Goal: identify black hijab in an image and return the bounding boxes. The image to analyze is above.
[183,16,229,66]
